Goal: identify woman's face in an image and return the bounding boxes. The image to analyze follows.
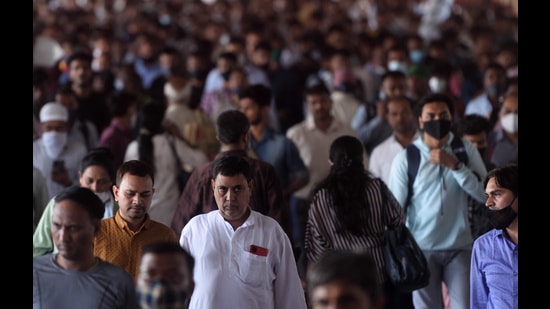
[79,165,112,193]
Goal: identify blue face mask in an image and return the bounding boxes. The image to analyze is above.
[409,50,426,64]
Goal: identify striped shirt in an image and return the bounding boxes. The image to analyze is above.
[305,178,403,284]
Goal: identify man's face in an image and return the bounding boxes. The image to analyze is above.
[137,252,194,294]
[485,177,517,213]
[381,77,406,99]
[113,173,154,221]
[310,280,374,309]
[306,93,333,122]
[239,98,264,126]
[463,132,488,150]
[51,200,97,262]
[211,173,252,227]
[418,102,452,130]
[387,99,416,134]
[69,59,92,87]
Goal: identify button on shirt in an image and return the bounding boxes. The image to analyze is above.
[180,210,307,309]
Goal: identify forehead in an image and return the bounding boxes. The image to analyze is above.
[421,101,449,114]
[141,252,187,271]
[119,173,153,189]
[501,96,518,110]
[53,200,90,222]
[214,173,248,184]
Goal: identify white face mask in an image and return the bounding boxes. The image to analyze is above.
[500,113,518,134]
[94,191,112,204]
[41,131,68,159]
[387,60,408,73]
[428,77,447,93]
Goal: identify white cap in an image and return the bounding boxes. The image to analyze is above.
[39,102,68,123]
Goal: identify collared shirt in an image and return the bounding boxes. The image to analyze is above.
[470,229,518,309]
[388,133,488,250]
[170,149,287,237]
[250,127,309,188]
[368,131,420,185]
[286,115,367,200]
[465,92,493,119]
[180,210,307,309]
[490,129,518,167]
[93,211,178,278]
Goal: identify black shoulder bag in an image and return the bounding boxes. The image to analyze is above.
[381,185,430,292]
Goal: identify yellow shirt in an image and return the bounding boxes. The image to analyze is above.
[93,211,178,278]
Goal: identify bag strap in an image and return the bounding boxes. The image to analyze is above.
[166,134,182,169]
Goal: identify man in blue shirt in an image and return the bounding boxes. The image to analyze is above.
[470,164,518,309]
[388,93,487,309]
[238,84,309,270]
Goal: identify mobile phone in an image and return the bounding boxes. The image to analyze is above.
[53,160,65,169]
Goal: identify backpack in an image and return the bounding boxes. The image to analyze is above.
[405,136,491,238]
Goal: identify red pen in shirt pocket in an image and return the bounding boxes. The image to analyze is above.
[248,245,268,256]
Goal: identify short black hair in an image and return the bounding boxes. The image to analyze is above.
[215,110,249,145]
[54,186,105,222]
[79,147,117,183]
[238,84,272,108]
[116,160,155,186]
[67,50,93,66]
[483,163,518,197]
[211,155,252,181]
[140,241,195,273]
[307,250,381,300]
[416,93,455,118]
[457,114,491,137]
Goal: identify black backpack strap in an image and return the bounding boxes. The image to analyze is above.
[450,136,468,165]
[405,144,420,211]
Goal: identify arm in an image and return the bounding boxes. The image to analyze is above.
[33,198,56,256]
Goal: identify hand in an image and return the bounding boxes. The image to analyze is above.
[51,166,72,187]
[429,148,460,170]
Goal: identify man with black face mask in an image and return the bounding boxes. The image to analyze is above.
[388,93,488,309]
[470,164,518,309]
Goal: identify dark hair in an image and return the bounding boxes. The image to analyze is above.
[211,155,252,181]
[137,103,166,171]
[457,114,491,136]
[79,147,117,183]
[215,110,249,145]
[116,160,155,186]
[307,250,381,300]
[238,84,272,108]
[416,92,455,118]
[141,241,195,273]
[313,136,371,235]
[380,70,407,83]
[107,91,137,118]
[67,50,93,66]
[54,186,105,222]
[304,83,330,97]
[483,164,518,197]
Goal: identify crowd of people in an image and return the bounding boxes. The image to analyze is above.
[33,0,518,308]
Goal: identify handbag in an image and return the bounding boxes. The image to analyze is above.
[166,135,192,193]
[381,186,430,293]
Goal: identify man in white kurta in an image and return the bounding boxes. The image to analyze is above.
[179,155,307,309]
